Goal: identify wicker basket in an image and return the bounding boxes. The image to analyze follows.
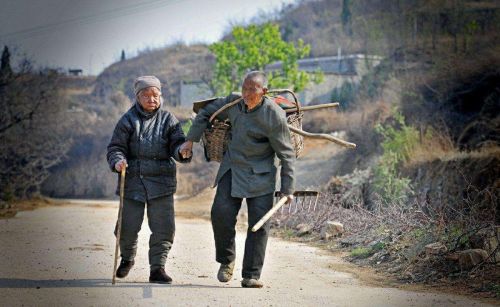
[198,90,304,162]
[201,119,231,162]
[287,111,304,157]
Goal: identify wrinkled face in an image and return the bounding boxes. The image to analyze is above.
[138,87,161,112]
[242,77,266,107]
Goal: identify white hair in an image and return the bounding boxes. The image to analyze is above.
[244,71,268,88]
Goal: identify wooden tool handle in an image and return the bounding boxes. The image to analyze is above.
[285,102,339,113]
[288,125,356,149]
[251,197,288,232]
[209,97,242,123]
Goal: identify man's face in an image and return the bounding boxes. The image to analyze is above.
[138,87,161,112]
[242,78,266,106]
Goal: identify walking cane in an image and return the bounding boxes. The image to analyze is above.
[112,166,126,285]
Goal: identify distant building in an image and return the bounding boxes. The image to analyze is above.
[179,80,214,107]
[178,54,383,107]
[68,69,83,76]
[266,54,383,105]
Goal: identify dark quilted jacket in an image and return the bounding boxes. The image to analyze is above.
[107,103,190,202]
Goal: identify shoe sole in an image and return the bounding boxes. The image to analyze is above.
[116,271,131,278]
[241,284,263,288]
[217,274,232,283]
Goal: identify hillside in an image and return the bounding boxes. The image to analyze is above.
[93,44,214,106]
[39,0,499,201]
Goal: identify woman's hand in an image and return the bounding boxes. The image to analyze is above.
[114,159,128,172]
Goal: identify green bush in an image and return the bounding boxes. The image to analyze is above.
[350,247,372,258]
[373,109,418,204]
[351,242,385,258]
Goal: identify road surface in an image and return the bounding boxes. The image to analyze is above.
[0,199,493,306]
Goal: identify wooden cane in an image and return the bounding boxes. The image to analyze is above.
[252,197,288,232]
[112,166,126,285]
[287,125,357,149]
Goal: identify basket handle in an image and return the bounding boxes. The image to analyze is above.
[209,97,243,123]
[267,88,301,113]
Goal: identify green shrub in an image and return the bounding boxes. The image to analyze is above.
[351,247,372,258]
[371,241,385,251]
[351,242,385,258]
[373,109,418,204]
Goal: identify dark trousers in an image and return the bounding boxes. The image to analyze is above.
[116,194,175,270]
[211,171,273,279]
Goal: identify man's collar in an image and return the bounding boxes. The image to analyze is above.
[244,97,265,113]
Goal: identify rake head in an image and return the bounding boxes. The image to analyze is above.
[274,190,320,214]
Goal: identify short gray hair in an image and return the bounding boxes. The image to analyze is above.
[244,71,268,88]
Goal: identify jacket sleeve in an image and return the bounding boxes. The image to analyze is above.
[107,115,131,173]
[166,114,191,163]
[268,111,296,195]
[186,94,240,142]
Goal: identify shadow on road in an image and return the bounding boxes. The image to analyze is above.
[0,278,235,289]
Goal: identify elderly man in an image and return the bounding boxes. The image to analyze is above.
[179,71,295,288]
[107,75,191,284]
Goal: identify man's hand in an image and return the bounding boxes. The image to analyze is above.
[114,159,128,172]
[278,192,294,204]
[179,140,193,159]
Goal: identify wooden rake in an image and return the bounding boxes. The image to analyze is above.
[251,190,319,232]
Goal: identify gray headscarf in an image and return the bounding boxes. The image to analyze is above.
[133,75,164,118]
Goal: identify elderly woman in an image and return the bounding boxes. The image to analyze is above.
[107,75,191,284]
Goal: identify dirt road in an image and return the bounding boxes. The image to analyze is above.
[0,199,493,306]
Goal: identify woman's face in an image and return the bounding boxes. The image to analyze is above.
[138,87,161,112]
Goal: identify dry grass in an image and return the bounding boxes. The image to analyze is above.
[407,127,457,165]
[408,127,500,166]
[303,100,392,134]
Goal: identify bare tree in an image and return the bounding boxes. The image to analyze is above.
[0,67,72,199]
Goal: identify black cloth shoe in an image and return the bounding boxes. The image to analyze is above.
[116,259,134,278]
[149,268,172,284]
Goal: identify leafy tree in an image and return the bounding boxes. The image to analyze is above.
[209,23,322,95]
[120,49,126,62]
